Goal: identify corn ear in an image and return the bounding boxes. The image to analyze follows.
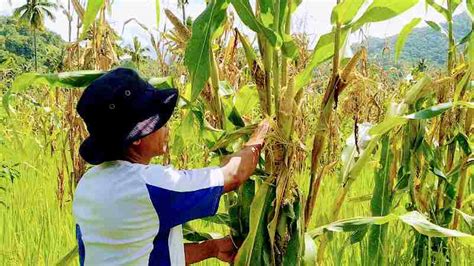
[165,9,191,41]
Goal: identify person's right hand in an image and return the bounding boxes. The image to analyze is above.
[221,119,270,193]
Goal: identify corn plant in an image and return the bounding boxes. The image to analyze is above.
[3,0,474,265]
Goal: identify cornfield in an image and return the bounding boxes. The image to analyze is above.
[1,0,473,265]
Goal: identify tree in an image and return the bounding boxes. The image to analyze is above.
[13,0,57,72]
[125,37,148,70]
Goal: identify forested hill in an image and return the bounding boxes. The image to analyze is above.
[358,12,472,67]
[0,16,65,73]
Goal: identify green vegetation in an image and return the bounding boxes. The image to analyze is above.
[0,16,64,75]
[360,12,472,66]
[1,0,473,265]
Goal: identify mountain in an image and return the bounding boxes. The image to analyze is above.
[0,16,65,73]
[354,12,472,67]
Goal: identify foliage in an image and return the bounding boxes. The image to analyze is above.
[0,16,65,74]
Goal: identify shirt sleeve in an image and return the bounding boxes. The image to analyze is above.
[143,165,224,230]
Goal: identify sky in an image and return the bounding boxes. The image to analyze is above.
[0,0,468,51]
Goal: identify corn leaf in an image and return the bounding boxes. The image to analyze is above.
[368,135,393,264]
[399,212,474,246]
[395,18,421,63]
[209,124,256,151]
[295,28,349,90]
[184,0,230,101]
[404,102,453,119]
[81,0,105,39]
[425,20,449,38]
[55,245,78,266]
[369,117,407,137]
[230,0,281,47]
[352,0,419,31]
[182,223,215,242]
[234,182,275,266]
[468,0,474,20]
[308,211,474,246]
[3,71,105,114]
[234,85,259,116]
[200,213,231,226]
[331,0,365,25]
[172,111,196,154]
[426,0,449,19]
[454,71,471,103]
[456,209,474,233]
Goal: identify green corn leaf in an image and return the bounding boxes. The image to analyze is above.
[234,84,259,116]
[55,245,78,266]
[331,0,365,25]
[398,212,474,246]
[369,117,407,137]
[81,0,105,39]
[3,71,105,114]
[184,0,230,102]
[395,18,421,63]
[368,135,393,263]
[455,209,474,233]
[454,70,471,103]
[200,213,231,226]
[457,29,473,46]
[234,182,275,266]
[425,20,449,38]
[451,133,472,156]
[308,211,474,246]
[209,124,257,151]
[352,0,419,32]
[404,102,453,119]
[173,111,196,154]
[182,223,215,242]
[308,214,398,237]
[295,28,350,90]
[403,74,432,104]
[426,0,449,20]
[467,0,474,20]
[230,0,281,47]
[281,33,298,59]
[450,0,463,12]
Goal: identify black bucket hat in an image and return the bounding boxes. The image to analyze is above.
[76,68,179,165]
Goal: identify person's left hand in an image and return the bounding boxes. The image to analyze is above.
[210,237,238,263]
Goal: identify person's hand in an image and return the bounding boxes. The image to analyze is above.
[244,118,270,150]
[220,119,270,192]
[210,237,238,263]
[221,119,270,165]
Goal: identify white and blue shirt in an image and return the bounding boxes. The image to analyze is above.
[72,160,224,265]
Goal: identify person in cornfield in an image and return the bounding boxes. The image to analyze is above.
[73,68,269,265]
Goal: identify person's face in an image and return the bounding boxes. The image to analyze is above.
[132,125,170,158]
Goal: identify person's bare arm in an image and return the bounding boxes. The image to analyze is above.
[184,237,236,265]
[220,120,269,193]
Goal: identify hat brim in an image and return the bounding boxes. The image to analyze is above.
[79,86,179,165]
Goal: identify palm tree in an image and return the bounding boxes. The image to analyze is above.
[126,37,149,70]
[13,0,57,71]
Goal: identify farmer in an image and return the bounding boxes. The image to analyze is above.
[73,68,268,265]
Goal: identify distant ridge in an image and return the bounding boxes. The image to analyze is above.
[353,12,472,67]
